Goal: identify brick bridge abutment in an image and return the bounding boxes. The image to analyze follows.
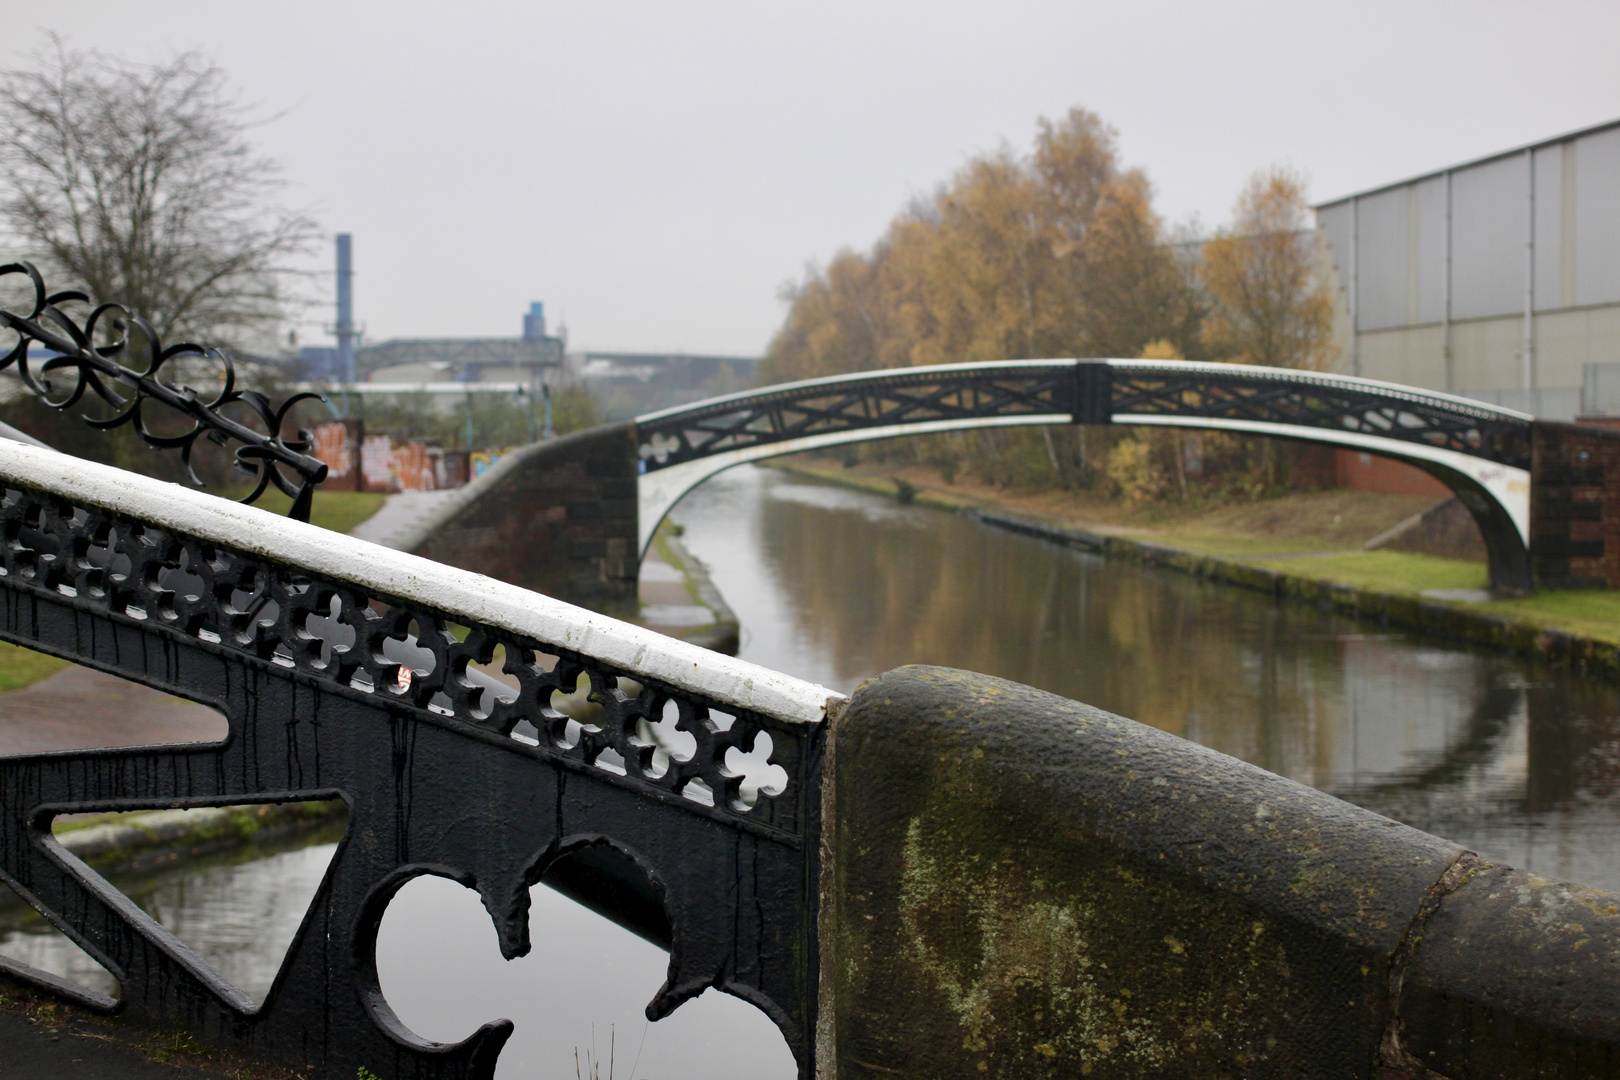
[404,420,642,614]
[1531,420,1620,589]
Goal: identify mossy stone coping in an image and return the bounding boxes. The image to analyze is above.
[824,666,1620,1078]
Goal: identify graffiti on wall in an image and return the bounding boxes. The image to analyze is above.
[470,448,516,479]
[357,434,472,492]
[309,420,364,491]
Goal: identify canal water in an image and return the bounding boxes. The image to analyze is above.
[674,465,1620,894]
[7,461,1620,1078]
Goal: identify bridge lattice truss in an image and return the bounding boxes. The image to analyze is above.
[636,360,1533,472]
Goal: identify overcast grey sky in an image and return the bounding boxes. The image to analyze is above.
[6,1,1620,355]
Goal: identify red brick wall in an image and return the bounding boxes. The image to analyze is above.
[1531,422,1620,589]
[1287,443,1338,489]
[1333,449,1450,498]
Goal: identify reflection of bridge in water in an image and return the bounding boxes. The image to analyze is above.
[634,359,1538,589]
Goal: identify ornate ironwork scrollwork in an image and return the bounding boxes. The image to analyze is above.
[1106,361,1534,470]
[0,469,823,1077]
[637,359,1535,473]
[0,261,328,519]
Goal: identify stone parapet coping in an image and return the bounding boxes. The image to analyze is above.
[825,665,1620,1076]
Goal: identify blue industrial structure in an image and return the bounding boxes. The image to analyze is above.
[294,236,563,388]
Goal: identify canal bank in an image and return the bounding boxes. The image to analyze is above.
[636,523,741,654]
[770,457,1620,680]
[50,801,346,873]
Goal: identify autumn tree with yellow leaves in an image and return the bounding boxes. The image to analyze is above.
[764,111,1335,501]
[765,108,1201,387]
[763,108,1205,491]
[1199,167,1335,370]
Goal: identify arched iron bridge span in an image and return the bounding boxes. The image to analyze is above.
[634,360,1535,591]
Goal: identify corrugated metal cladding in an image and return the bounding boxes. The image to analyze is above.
[1317,122,1620,330]
[1577,128,1620,307]
[1450,154,1525,321]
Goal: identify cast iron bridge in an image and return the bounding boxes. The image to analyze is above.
[635,360,1536,591]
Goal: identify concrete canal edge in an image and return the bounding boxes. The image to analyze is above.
[768,460,1620,680]
[49,800,346,871]
[969,508,1620,679]
[821,665,1620,1078]
[652,528,741,654]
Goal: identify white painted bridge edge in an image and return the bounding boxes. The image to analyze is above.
[0,440,842,728]
[635,358,1533,555]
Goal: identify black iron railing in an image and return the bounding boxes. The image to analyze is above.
[0,442,834,1079]
[0,262,328,519]
[635,359,1533,473]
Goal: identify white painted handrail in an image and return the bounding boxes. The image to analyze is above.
[0,440,841,726]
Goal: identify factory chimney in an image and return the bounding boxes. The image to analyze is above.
[335,234,356,383]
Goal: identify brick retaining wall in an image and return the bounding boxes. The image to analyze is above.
[1532,421,1620,589]
[408,422,641,613]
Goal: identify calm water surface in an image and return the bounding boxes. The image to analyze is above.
[0,823,797,1080]
[8,462,1620,1078]
[670,465,1620,893]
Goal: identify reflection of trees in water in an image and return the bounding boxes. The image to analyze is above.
[1342,670,1620,834]
[753,474,1620,837]
[756,479,1356,779]
[1525,679,1620,807]
[1331,670,1523,828]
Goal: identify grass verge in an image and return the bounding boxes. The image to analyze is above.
[232,487,387,535]
[1479,591,1620,647]
[0,641,69,692]
[1247,550,1489,594]
[1244,550,1620,646]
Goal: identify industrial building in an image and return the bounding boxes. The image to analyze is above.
[1316,117,1620,419]
[576,351,758,419]
[289,241,756,451]
[294,234,565,386]
[298,300,564,385]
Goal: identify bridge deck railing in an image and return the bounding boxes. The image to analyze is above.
[631,358,1539,591]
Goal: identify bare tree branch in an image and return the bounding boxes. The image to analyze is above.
[0,34,320,350]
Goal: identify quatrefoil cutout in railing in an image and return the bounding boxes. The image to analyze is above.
[0,486,796,821]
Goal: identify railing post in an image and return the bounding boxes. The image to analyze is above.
[1072,361,1113,425]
